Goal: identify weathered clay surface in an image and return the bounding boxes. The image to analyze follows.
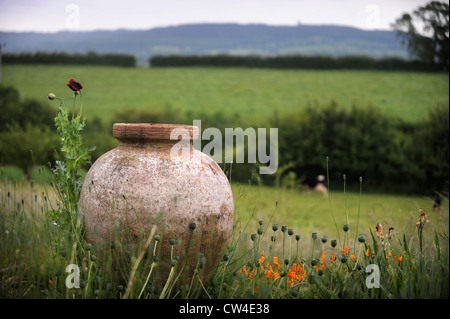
[79,123,234,288]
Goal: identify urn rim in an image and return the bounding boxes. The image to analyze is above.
[113,123,199,141]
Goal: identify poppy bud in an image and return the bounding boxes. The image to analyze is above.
[343,224,350,232]
[321,236,328,243]
[358,234,366,243]
[272,224,278,232]
[312,233,317,240]
[331,240,337,248]
[48,93,56,100]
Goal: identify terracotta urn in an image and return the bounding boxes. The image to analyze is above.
[79,123,234,290]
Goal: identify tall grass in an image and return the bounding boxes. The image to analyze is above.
[1,176,448,299]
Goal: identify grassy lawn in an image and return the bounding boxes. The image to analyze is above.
[231,181,448,255]
[3,64,449,124]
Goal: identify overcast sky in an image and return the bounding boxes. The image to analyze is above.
[0,0,436,33]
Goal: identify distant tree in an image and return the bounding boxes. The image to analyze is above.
[391,1,449,70]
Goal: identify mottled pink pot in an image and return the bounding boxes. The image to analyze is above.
[79,123,234,288]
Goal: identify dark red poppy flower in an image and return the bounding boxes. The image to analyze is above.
[67,79,83,92]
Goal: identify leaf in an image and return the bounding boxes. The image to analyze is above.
[369,228,379,256]
[434,229,441,261]
[402,233,411,258]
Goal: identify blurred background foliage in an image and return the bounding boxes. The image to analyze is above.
[1,84,448,196]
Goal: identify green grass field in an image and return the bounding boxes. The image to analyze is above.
[3,64,449,124]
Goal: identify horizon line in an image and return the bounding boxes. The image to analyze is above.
[0,21,392,34]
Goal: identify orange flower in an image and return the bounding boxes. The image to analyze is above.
[389,251,392,257]
[344,246,348,255]
[394,256,398,262]
[399,256,403,262]
[254,286,259,294]
[259,255,265,265]
[330,254,335,263]
[273,272,280,280]
[365,248,369,257]
[320,251,325,265]
[288,269,295,280]
[273,257,281,271]
[49,279,53,284]
[267,266,273,279]
[350,254,356,260]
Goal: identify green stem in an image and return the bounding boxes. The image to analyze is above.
[354,177,362,253]
[311,238,316,260]
[326,157,341,246]
[159,266,176,299]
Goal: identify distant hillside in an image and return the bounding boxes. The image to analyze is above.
[0,23,408,65]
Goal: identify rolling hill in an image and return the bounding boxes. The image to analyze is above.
[0,23,408,65]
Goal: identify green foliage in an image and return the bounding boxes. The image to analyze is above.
[150,54,441,71]
[409,105,449,192]
[29,166,53,183]
[51,91,94,218]
[0,165,25,182]
[275,102,449,194]
[391,1,449,70]
[3,51,136,67]
[0,85,55,130]
[0,123,59,173]
[0,85,59,173]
